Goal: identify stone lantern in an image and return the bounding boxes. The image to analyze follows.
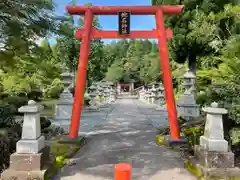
[87,84,99,111]
[1,100,49,180]
[150,84,158,104]
[55,71,74,121]
[145,89,151,104]
[104,87,111,104]
[177,70,199,120]
[139,87,145,101]
[98,85,105,106]
[177,90,200,120]
[156,83,166,111]
[59,71,74,102]
[109,86,116,102]
[181,70,196,99]
[200,102,228,152]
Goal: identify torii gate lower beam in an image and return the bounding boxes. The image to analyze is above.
[66,5,184,140]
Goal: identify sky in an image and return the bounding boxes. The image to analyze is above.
[49,0,156,44]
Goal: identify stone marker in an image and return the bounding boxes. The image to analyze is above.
[194,102,235,169]
[200,102,228,152]
[1,100,49,180]
[17,100,45,153]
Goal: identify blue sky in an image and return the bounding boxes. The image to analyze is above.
[50,0,156,44]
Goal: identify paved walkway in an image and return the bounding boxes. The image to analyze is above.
[54,98,196,180]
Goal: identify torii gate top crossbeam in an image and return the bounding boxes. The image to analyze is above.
[66,5,184,15]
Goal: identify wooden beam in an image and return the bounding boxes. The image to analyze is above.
[76,28,173,39]
[66,5,184,15]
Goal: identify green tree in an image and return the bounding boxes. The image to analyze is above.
[152,0,234,74]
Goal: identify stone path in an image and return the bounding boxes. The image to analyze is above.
[135,100,169,129]
[51,105,115,136]
[54,98,196,180]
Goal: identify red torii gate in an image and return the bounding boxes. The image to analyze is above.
[66,5,184,140]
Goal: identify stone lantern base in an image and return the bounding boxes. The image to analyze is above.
[187,145,240,178]
[1,146,50,180]
[194,145,234,168]
[84,105,100,112]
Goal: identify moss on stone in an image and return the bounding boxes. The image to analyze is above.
[156,135,166,146]
[44,137,84,180]
[185,160,240,180]
[185,160,202,178]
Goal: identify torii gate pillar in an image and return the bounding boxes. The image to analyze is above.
[66,5,184,140]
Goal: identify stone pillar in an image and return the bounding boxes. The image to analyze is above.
[55,71,74,121]
[1,100,49,180]
[130,82,134,95]
[194,102,235,169]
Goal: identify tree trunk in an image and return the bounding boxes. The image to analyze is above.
[188,54,197,74]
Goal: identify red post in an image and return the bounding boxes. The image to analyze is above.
[155,10,180,140]
[68,10,93,139]
[114,163,132,180]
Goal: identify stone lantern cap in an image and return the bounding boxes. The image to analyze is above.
[89,84,97,90]
[183,70,196,79]
[151,85,157,92]
[18,100,43,113]
[202,102,228,115]
[60,71,73,78]
[104,88,110,92]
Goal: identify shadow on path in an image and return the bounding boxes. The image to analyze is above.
[54,98,196,180]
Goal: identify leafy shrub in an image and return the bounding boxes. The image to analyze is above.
[44,86,63,99]
[0,124,22,173]
[27,89,43,101]
[207,84,240,125]
[196,91,210,106]
[0,104,15,127]
[41,125,66,140]
[16,92,27,97]
[84,93,90,106]
[0,92,9,99]
[0,136,10,173]
[229,104,240,124]
[230,128,240,145]
[183,127,204,146]
[40,117,51,130]
[44,78,63,99]
[1,74,31,96]
[2,96,28,113]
